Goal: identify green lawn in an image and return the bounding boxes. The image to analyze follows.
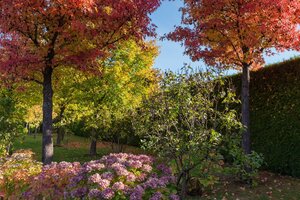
[13,134,143,163]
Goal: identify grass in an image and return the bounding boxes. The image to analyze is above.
[13,134,144,163]
[13,134,300,200]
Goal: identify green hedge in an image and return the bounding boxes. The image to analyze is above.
[230,58,300,177]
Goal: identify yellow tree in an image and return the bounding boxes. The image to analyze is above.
[72,40,159,155]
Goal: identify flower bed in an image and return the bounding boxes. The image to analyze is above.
[66,153,179,200]
[1,152,179,199]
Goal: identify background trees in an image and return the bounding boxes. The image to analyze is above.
[72,40,159,155]
[167,0,300,154]
[0,0,160,164]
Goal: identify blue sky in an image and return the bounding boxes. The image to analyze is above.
[150,1,300,73]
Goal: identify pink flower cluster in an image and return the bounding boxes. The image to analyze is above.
[65,153,179,200]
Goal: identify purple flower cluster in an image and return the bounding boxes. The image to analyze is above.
[150,192,163,200]
[130,185,144,200]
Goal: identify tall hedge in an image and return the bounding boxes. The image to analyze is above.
[230,58,300,177]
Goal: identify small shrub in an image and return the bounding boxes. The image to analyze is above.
[65,153,179,200]
[230,149,264,185]
[0,149,42,199]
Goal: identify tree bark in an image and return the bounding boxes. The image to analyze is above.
[27,123,31,135]
[42,66,54,164]
[61,129,65,141]
[90,138,97,156]
[90,130,98,156]
[241,64,251,154]
[34,126,38,139]
[180,171,188,199]
[56,127,63,146]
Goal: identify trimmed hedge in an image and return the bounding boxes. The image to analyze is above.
[230,58,300,177]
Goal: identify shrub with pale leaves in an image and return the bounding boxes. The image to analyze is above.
[0,149,42,199]
[23,161,82,199]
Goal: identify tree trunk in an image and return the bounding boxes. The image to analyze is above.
[241,64,251,154]
[61,129,65,141]
[56,127,63,146]
[180,171,188,199]
[90,130,98,156]
[27,123,31,135]
[42,66,54,164]
[90,139,97,156]
[34,126,38,139]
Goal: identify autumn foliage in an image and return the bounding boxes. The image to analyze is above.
[0,0,160,164]
[0,0,160,78]
[168,0,300,69]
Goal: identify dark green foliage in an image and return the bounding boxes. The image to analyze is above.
[67,120,91,138]
[68,119,141,147]
[0,88,25,156]
[229,58,300,177]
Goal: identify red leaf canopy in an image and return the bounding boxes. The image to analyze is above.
[0,0,160,80]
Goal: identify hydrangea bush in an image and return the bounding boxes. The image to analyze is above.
[1,153,178,199]
[23,161,82,199]
[65,153,179,200]
[0,150,42,199]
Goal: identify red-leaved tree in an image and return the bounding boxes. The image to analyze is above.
[168,0,300,154]
[0,0,160,164]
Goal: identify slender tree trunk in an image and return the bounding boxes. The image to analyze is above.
[61,129,65,141]
[180,171,188,199]
[27,123,31,135]
[56,127,62,146]
[241,64,251,154]
[34,126,38,139]
[90,139,97,156]
[42,66,54,164]
[90,130,98,156]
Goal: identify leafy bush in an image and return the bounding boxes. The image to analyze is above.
[23,162,82,199]
[134,69,244,197]
[0,150,42,199]
[230,149,264,185]
[65,153,179,200]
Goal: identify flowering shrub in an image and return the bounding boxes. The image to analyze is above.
[133,69,243,197]
[65,153,179,200]
[0,149,42,199]
[23,161,82,199]
[1,152,179,199]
